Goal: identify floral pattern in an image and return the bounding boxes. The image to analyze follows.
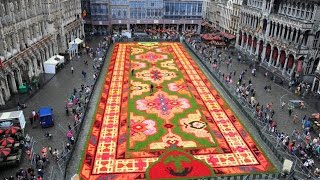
[136,90,190,120]
[129,113,157,148]
[168,79,190,95]
[135,51,168,63]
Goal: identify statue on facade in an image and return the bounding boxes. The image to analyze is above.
[0,3,5,17]
[9,2,14,12]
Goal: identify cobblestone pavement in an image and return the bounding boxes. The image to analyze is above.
[215,48,318,138]
[0,36,105,179]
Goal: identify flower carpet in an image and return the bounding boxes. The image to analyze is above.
[80,42,276,179]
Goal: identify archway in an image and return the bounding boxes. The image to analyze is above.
[296,56,304,76]
[265,44,271,62]
[258,40,263,59]
[239,31,242,46]
[248,35,252,49]
[262,19,267,34]
[272,47,278,66]
[280,50,286,68]
[287,54,294,71]
[253,37,257,53]
[311,58,319,74]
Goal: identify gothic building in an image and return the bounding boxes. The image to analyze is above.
[236,0,320,93]
[207,0,243,35]
[0,0,85,105]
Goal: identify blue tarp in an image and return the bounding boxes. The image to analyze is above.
[39,107,52,117]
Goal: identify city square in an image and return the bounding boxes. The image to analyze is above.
[0,0,320,180]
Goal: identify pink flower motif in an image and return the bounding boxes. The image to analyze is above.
[168,83,187,92]
[131,119,156,135]
[135,91,191,119]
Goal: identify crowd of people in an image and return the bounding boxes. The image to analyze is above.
[186,35,320,178]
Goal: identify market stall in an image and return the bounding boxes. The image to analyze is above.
[68,38,84,54]
[43,58,59,74]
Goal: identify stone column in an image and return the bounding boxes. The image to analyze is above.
[268,47,274,66]
[0,88,5,105]
[278,26,283,39]
[261,44,267,62]
[13,29,20,51]
[241,33,244,49]
[27,59,34,79]
[4,78,11,99]
[0,36,5,56]
[282,55,289,75]
[281,26,286,40]
[255,40,260,55]
[16,69,23,86]
[9,73,18,93]
[274,23,278,38]
[289,28,294,42]
[250,39,254,55]
[245,35,249,50]
[276,52,281,66]
[236,30,240,48]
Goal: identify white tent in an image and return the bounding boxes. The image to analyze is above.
[0,110,26,130]
[54,55,65,64]
[69,38,84,47]
[68,38,84,56]
[43,57,59,74]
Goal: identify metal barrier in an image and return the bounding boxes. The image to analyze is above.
[184,41,315,179]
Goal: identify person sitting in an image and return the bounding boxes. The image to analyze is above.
[300,102,306,109]
[314,168,320,178]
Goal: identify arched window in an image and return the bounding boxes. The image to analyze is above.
[301,3,305,18]
[313,31,320,48]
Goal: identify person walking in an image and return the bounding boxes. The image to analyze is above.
[71,66,74,74]
[281,101,286,109]
[150,84,154,93]
[288,108,293,116]
[292,114,298,124]
[131,69,135,76]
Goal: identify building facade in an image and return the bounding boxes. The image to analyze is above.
[0,0,84,105]
[82,0,203,34]
[236,0,320,93]
[207,0,242,34]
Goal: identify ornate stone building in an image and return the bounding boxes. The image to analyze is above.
[236,0,320,93]
[0,0,84,105]
[207,0,243,34]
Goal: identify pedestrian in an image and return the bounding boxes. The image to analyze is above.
[82,70,86,78]
[288,108,293,116]
[131,69,135,76]
[71,66,74,74]
[150,83,154,93]
[293,114,298,124]
[281,101,286,109]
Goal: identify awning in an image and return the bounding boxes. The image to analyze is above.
[218,31,236,40]
[297,60,303,74]
[69,38,84,45]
